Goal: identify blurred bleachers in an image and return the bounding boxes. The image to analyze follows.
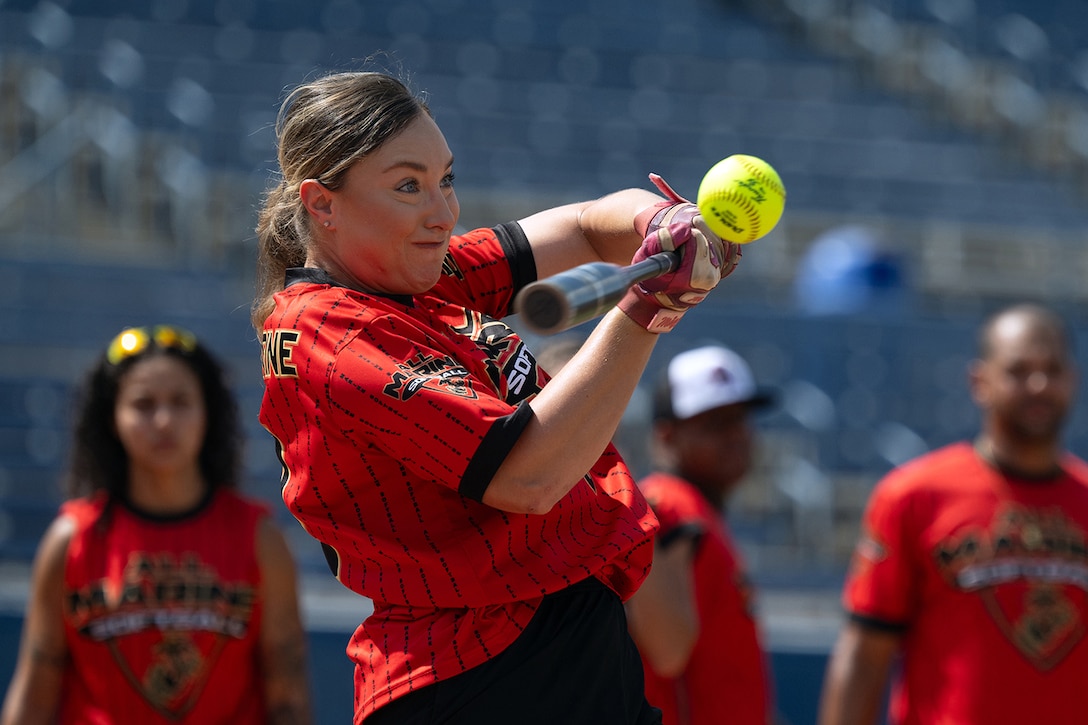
[749,0,1088,185]
[0,255,323,564]
[3,0,1088,586]
[7,0,1088,227]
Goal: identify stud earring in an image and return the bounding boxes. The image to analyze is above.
[323,221,331,228]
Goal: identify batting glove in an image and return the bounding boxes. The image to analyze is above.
[617,175,740,333]
[634,173,741,281]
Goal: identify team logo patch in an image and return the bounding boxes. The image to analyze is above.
[108,631,219,719]
[846,532,888,582]
[855,535,887,564]
[981,582,1083,670]
[383,352,479,401]
[67,552,256,718]
[450,311,544,404]
[934,505,1088,669]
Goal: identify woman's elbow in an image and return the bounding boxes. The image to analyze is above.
[666,631,700,676]
[481,475,567,515]
[644,633,697,679]
[649,653,688,679]
[629,615,699,679]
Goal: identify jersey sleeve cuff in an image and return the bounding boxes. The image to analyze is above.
[847,611,909,634]
[494,221,536,313]
[657,522,704,550]
[458,402,536,502]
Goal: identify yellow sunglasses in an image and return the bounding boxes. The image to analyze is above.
[106,325,198,365]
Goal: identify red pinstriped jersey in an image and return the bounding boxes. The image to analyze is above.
[845,442,1088,724]
[258,223,657,721]
[59,490,267,724]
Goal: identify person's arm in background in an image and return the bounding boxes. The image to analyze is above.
[625,534,699,676]
[1,517,73,725]
[256,518,313,725]
[817,619,901,725]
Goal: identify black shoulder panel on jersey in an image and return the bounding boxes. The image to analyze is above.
[459,401,536,503]
[494,221,537,313]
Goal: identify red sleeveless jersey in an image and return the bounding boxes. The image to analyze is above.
[845,442,1088,724]
[638,472,772,725]
[258,224,657,721]
[59,489,268,724]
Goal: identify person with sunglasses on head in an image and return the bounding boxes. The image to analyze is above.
[252,66,742,724]
[1,326,313,725]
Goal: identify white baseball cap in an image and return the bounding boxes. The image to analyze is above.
[653,345,775,421]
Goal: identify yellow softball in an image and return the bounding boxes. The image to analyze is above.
[696,155,786,244]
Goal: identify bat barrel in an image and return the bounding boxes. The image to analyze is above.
[514,253,678,335]
[516,262,622,335]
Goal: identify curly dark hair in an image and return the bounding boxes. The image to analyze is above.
[65,325,243,500]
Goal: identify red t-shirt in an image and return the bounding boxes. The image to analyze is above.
[258,223,657,721]
[844,442,1088,724]
[59,490,267,724]
[638,472,772,725]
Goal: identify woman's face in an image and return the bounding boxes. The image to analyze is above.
[114,354,207,481]
[314,113,459,295]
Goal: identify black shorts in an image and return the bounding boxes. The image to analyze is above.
[363,577,662,725]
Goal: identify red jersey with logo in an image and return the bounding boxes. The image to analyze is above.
[844,442,1088,724]
[258,223,657,721]
[638,472,771,725]
[59,489,268,724]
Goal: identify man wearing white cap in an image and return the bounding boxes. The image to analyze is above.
[626,345,776,725]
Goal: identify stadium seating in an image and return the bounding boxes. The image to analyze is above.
[3,0,1088,581]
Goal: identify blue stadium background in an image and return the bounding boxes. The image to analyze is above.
[4,0,1088,722]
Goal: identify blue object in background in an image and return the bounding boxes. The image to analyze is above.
[794,225,911,318]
